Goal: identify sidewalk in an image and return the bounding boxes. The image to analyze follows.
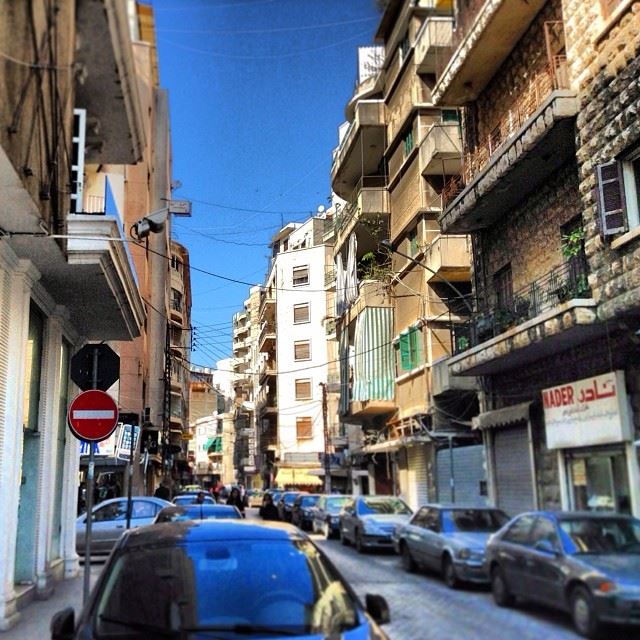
[2,563,102,640]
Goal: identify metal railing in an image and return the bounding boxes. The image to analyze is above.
[334,176,387,235]
[453,256,591,354]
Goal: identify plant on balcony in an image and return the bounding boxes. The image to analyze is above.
[357,251,392,282]
[474,314,494,344]
[560,227,585,260]
[513,296,531,322]
[494,307,515,332]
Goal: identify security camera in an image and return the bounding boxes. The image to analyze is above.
[132,207,169,240]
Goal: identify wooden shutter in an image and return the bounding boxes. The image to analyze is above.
[293,303,310,324]
[409,327,421,369]
[296,417,313,439]
[294,340,310,360]
[295,379,311,400]
[596,161,627,235]
[399,332,411,371]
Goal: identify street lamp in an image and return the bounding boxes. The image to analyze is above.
[379,239,473,314]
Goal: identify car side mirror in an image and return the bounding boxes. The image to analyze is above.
[365,594,390,625]
[534,539,559,556]
[51,607,75,640]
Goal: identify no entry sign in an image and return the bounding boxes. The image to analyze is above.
[67,390,119,442]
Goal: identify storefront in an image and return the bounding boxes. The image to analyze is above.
[543,371,640,517]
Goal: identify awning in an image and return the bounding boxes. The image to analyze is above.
[275,467,322,487]
[308,467,349,477]
[472,402,532,430]
[360,434,432,454]
[204,436,222,453]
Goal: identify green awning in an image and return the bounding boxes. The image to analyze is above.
[205,436,222,453]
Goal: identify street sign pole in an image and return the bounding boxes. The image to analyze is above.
[83,346,99,604]
[126,425,135,530]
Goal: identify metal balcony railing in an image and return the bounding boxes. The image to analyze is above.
[453,256,591,354]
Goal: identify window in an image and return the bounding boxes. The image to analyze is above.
[296,417,313,439]
[292,265,309,286]
[595,155,640,235]
[398,327,422,372]
[403,129,414,158]
[293,303,310,324]
[170,255,182,272]
[407,228,418,257]
[442,109,459,123]
[398,32,410,64]
[530,517,561,550]
[294,340,311,361]
[171,288,183,312]
[502,514,536,546]
[493,264,513,310]
[295,379,312,400]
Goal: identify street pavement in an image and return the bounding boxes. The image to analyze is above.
[2,509,633,639]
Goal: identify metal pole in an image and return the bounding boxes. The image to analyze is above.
[449,435,455,504]
[83,346,100,604]
[321,383,331,493]
[125,423,135,529]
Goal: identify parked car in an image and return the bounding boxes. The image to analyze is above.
[53,520,391,639]
[172,492,216,505]
[393,505,509,587]
[486,511,640,638]
[75,496,171,556]
[313,495,353,538]
[340,495,413,553]
[277,491,306,522]
[264,488,283,506]
[291,494,321,530]
[153,504,243,523]
[246,489,265,508]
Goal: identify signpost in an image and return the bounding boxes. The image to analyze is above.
[68,346,120,605]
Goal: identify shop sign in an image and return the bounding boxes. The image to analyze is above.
[542,371,632,449]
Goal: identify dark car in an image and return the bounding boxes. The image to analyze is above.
[313,495,353,538]
[291,494,321,530]
[393,505,509,587]
[153,504,243,523]
[486,511,640,638]
[172,492,216,505]
[264,488,283,506]
[52,520,391,639]
[75,496,171,556]
[277,491,306,522]
[339,495,413,553]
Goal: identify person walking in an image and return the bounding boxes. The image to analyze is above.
[154,479,171,501]
[226,487,246,517]
[259,493,280,521]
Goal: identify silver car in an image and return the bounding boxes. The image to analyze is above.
[393,505,508,588]
[339,495,413,553]
[76,496,171,556]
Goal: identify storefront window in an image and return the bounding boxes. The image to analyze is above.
[568,450,631,514]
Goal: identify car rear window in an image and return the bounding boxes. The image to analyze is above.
[442,509,509,533]
[358,497,411,515]
[300,496,319,507]
[94,539,360,636]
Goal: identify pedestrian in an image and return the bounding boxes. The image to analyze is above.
[194,491,207,505]
[259,493,280,521]
[154,479,171,501]
[226,487,246,517]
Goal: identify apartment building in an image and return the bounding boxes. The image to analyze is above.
[0,0,172,627]
[331,0,481,509]
[255,216,337,491]
[434,0,640,517]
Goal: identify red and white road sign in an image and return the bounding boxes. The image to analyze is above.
[67,390,119,442]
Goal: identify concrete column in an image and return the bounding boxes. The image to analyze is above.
[0,254,40,630]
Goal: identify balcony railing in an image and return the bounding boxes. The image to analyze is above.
[453,256,591,354]
[334,176,388,236]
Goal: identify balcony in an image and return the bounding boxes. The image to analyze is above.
[170,298,184,322]
[331,100,386,199]
[259,294,275,323]
[341,280,394,328]
[432,356,478,397]
[415,16,454,74]
[449,257,602,376]
[432,0,547,105]
[440,73,578,234]
[334,178,389,255]
[258,321,276,352]
[423,234,470,283]
[419,122,462,176]
[75,0,144,163]
[259,358,276,382]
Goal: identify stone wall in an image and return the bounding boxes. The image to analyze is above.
[564,0,640,319]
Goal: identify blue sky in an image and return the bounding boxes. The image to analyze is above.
[149,0,381,367]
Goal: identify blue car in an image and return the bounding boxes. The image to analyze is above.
[486,511,640,638]
[53,520,391,639]
[393,505,508,587]
[313,495,353,538]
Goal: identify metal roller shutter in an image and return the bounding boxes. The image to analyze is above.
[493,426,535,517]
[436,444,487,506]
[407,445,429,509]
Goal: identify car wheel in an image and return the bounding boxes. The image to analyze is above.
[442,555,459,589]
[340,527,350,546]
[401,543,417,573]
[571,586,601,639]
[355,529,365,554]
[491,565,514,607]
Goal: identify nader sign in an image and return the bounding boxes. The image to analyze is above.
[542,371,632,449]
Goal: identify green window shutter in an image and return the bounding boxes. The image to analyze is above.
[409,328,421,369]
[399,332,411,371]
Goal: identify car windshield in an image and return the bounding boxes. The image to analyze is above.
[158,509,241,523]
[284,494,299,505]
[358,497,411,515]
[94,538,360,637]
[326,497,350,513]
[560,517,640,554]
[300,496,319,508]
[443,509,509,533]
[174,495,214,505]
